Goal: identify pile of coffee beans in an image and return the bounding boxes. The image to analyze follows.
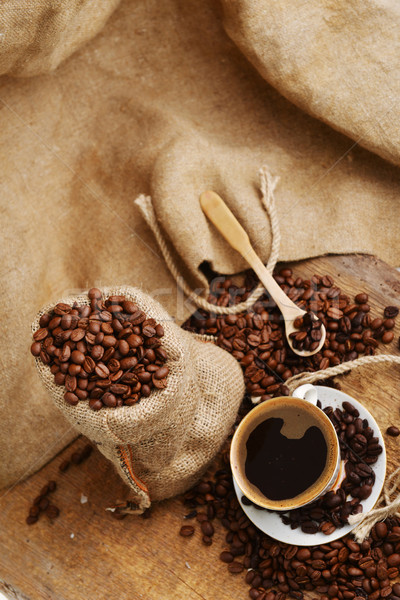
[180,269,399,599]
[26,442,92,526]
[31,289,169,410]
[181,453,400,600]
[183,269,398,401]
[275,400,382,535]
[290,312,324,353]
[26,480,58,525]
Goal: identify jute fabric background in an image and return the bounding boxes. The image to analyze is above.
[1,0,399,488]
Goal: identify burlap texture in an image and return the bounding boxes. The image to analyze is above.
[0,0,120,77]
[222,0,400,166]
[32,287,245,508]
[2,0,400,491]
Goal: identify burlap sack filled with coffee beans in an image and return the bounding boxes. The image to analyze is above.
[2,0,400,491]
[32,286,245,509]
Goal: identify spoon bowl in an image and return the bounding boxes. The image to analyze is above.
[284,309,326,357]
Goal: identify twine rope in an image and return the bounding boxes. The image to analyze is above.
[134,166,280,315]
[348,466,400,543]
[285,354,400,394]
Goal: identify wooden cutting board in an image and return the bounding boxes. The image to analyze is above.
[1,254,399,600]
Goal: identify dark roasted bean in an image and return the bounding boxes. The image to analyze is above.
[32,292,169,409]
[386,425,400,438]
[179,525,195,537]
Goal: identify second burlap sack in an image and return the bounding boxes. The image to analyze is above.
[32,286,244,510]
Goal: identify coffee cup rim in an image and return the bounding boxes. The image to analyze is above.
[230,396,340,511]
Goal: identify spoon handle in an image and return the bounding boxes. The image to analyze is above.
[200,191,304,320]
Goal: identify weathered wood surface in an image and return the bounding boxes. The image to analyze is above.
[0,254,399,600]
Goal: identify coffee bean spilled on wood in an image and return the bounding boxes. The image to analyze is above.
[31,289,169,410]
[182,462,400,600]
[183,269,398,400]
[180,268,399,599]
[26,443,92,525]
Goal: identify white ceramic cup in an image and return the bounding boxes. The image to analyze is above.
[230,385,342,511]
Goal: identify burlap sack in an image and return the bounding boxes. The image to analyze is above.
[32,286,245,509]
[0,0,120,77]
[2,0,400,492]
[221,0,400,166]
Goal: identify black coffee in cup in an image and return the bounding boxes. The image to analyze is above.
[230,397,339,511]
[245,410,327,501]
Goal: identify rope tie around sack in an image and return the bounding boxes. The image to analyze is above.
[286,355,400,542]
[134,166,280,315]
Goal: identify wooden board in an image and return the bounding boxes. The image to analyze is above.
[1,254,399,600]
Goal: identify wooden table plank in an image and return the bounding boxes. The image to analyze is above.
[1,254,399,600]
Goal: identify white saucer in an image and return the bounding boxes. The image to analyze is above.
[233,386,386,546]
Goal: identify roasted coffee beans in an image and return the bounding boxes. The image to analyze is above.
[26,479,59,525]
[386,426,400,437]
[290,311,324,352]
[183,269,398,401]
[26,443,93,526]
[32,290,169,410]
[278,400,381,534]
[182,460,400,600]
[180,269,398,600]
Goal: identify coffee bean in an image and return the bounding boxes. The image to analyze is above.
[120,300,136,314]
[179,525,195,537]
[386,426,400,437]
[88,398,103,411]
[152,376,167,389]
[59,459,70,472]
[70,350,85,365]
[382,331,394,344]
[38,497,49,511]
[321,522,336,535]
[64,391,79,406]
[383,318,395,329]
[102,392,117,408]
[103,335,117,348]
[393,583,400,596]
[65,375,77,392]
[26,515,39,525]
[228,561,244,574]
[324,492,343,509]
[47,480,57,492]
[387,553,400,567]
[83,356,95,374]
[201,521,214,537]
[94,363,109,378]
[119,357,138,370]
[384,306,399,319]
[31,341,43,357]
[355,293,369,304]
[327,307,343,320]
[70,328,85,342]
[154,366,169,380]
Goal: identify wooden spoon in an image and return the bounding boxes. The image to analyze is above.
[200,190,326,357]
